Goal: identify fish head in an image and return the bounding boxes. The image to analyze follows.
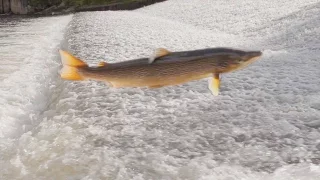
[239,51,262,64]
[221,50,262,73]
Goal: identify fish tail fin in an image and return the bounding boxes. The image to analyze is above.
[59,50,88,80]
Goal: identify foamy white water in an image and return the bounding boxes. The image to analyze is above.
[0,15,73,137]
[1,0,320,179]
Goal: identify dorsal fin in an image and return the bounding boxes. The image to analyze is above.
[149,48,171,64]
[97,62,108,67]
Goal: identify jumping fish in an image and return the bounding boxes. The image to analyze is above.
[59,47,262,95]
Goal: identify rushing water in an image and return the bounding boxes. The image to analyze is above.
[0,15,73,138]
[1,0,320,179]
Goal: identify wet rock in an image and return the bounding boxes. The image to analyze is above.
[3,0,10,13]
[63,6,76,13]
[0,0,3,14]
[27,5,35,14]
[11,0,28,14]
[58,2,66,8]
[75,0,167,12]
[41,5,58,15]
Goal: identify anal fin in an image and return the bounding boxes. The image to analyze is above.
[208,73,220,96]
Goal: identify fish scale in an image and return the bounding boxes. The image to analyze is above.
[59,47,262,95]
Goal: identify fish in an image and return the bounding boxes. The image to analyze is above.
[59,47,262,96]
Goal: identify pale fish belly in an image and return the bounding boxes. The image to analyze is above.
[109,72,213,88]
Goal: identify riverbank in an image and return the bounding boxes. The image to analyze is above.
[0,0,166,15]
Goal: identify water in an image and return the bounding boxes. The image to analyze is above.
[1,0,320,179]
[0,15,72,138]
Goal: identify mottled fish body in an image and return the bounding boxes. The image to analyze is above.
[59,47,262,95]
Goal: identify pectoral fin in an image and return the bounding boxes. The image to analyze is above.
[208,73,220,96]
[149,48,171,64]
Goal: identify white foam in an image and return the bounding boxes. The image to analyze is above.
[0,15,73,138]
[1,0,320,179]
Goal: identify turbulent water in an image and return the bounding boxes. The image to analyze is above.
[1,0,320,179]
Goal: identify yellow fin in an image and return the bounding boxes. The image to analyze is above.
[149,48,171,63]
[208,73,220,96]
[59,50,87,67]
[59,50,87,81]
[97,62,108,67]
[60,66,84,80]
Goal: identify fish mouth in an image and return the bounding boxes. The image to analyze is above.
[241,51,262,63]
[246,51,262,58]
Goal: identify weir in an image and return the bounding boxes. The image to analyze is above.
[0,0,28,14]
[0,0,166,15]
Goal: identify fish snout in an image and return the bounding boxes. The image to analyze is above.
[246,51,262,58]
[241,51,262,62]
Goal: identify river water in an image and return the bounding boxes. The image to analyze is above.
[1,0,320,179]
